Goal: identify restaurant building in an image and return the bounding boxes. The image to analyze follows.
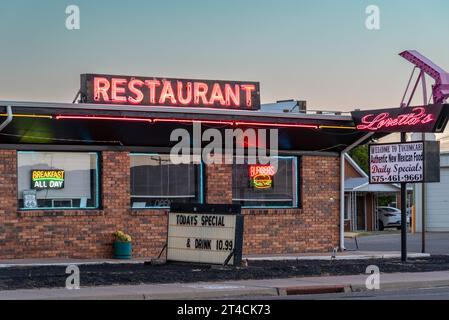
[0,75,378,260]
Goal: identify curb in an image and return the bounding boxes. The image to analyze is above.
[279,285,350,296]
[18,287,281,301]
[246,253,431,262]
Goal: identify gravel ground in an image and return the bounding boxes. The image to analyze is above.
[2,256,449,291]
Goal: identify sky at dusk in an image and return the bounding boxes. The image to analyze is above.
[0,0,448,111]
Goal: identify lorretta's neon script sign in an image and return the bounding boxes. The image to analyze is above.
[80,74,261,110]
[351,105,446,133]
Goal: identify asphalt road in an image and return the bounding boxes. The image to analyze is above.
[238,286,449,300]
[345,232,449,255]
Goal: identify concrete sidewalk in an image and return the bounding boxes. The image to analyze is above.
[2,270,449,300]
[0,251,431,268]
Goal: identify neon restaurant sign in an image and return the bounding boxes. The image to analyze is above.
[80,74,261,110]
[351,105,447,133]
[249,165,276,190]
[31,170,65,190]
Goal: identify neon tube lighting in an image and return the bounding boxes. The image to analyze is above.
[153,118,234,125]
[319,125,356,130]
[0,114,53,119]
[235,121,319,129]
[55,115,324,129]
[55,115,152,123]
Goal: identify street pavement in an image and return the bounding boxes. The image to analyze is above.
[2,270,449,300]
[345,232,449,255]
[241,286,449,300]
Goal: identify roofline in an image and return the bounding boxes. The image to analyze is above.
[0,100,353,122]
[345,181,370,191]
[344,154,369,178]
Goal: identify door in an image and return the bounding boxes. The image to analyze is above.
[356,195,366,231]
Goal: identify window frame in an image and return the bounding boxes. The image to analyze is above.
[232,156,299,209]
[17,151,101,211]
[129,153,204,209]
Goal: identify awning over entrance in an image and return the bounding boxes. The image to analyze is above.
[345,177,401,192]
[0,101,387,153]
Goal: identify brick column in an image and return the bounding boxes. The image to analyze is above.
[0,150,18,258]
[301,156,340,251]
[0,150,17,219]
[205,164,233,204]
[102,151,131,227]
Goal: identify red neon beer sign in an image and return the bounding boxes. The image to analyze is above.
[351,105,446,133]
[81,74,260,110]
[249,165,275,190]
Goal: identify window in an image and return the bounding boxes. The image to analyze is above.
[344,194,351,220]
[17,152,99,210]
[130,154,203,209]
[232,157,298,208]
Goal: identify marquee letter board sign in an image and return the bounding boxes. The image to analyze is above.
[369,141,440,184]
[167,204,244,266]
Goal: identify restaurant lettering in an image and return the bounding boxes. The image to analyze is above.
[357,107,434,131]
[31,170,65,190]
[351,104,445,133]
[81,74,261,110]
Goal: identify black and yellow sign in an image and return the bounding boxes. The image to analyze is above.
[31,170,65,190]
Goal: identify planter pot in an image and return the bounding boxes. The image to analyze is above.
[113,241,132,259]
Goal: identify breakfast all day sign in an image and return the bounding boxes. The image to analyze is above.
[31,170,65,190]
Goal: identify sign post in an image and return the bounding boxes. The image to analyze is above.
[400,133,407,262]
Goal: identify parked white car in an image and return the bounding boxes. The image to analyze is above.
[377,206,411,231]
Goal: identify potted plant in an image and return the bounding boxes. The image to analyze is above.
[112,231,132,259]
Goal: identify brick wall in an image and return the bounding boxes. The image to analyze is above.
[242,156,340,254]
[0,150,340,259]
[205,164,233,204]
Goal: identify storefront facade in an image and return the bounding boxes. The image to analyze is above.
[0,149,340,259]
[0,76,373,259]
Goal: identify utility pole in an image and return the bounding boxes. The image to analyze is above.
[401,132,408,262]
[421,71,428,254]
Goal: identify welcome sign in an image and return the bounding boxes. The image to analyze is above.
[369,141,440,184]
[31,170,65,190]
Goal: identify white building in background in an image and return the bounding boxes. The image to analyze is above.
[413,132,449,232]
[377,132,449,232]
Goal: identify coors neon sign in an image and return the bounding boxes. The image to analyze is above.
[351,105,447,133]
[80,74,261,110]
